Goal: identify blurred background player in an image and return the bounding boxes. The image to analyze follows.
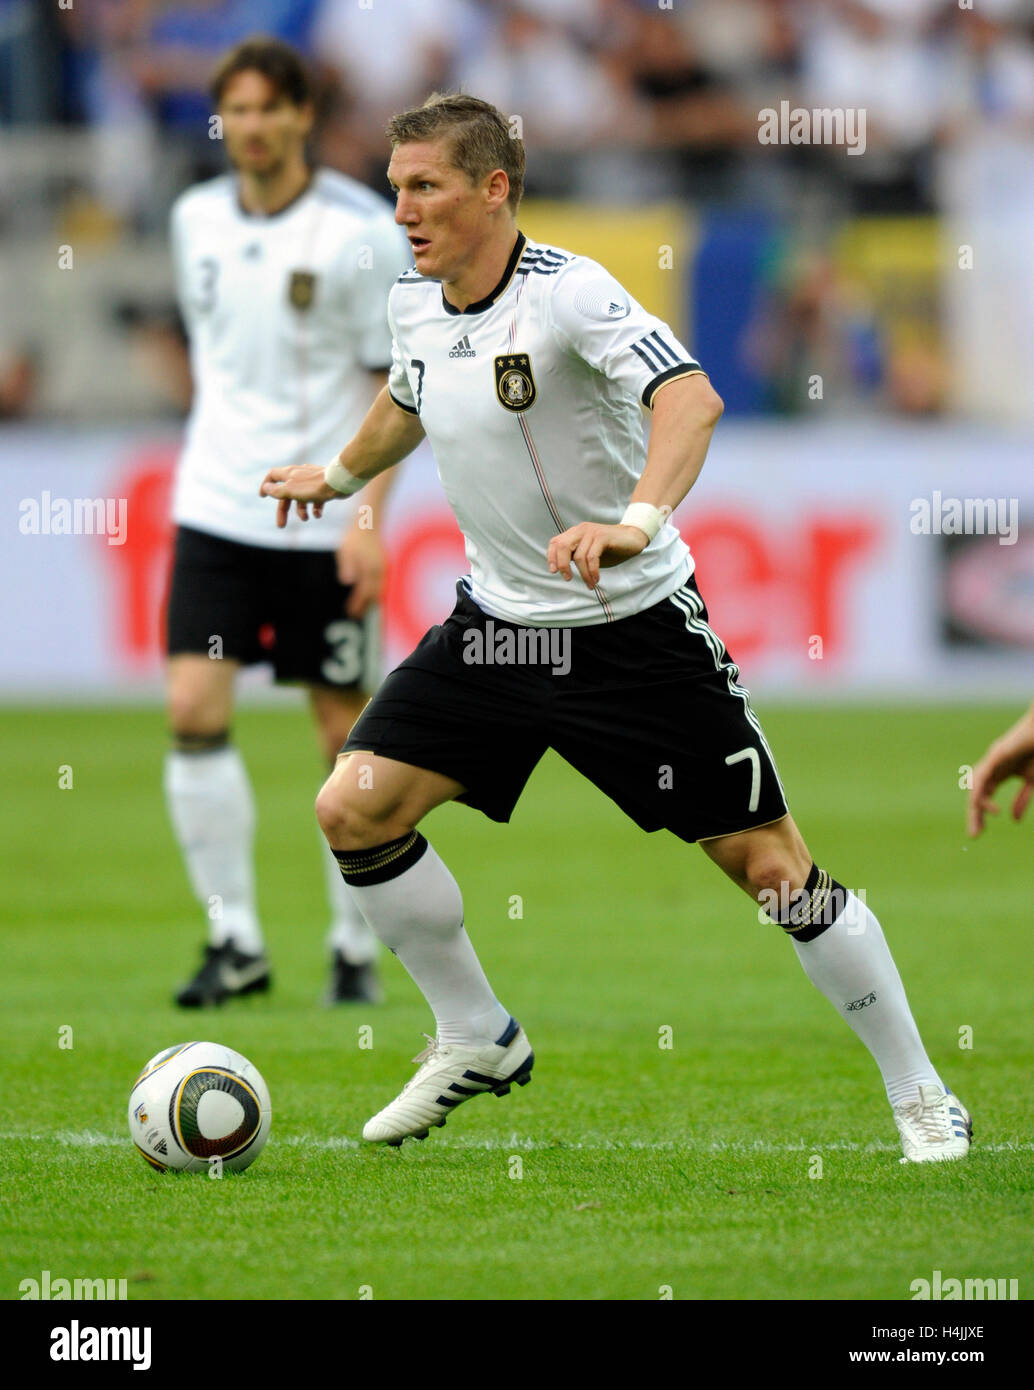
[967,700,1034,836]
[165,36,409,1007]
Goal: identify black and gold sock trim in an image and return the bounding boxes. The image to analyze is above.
[776,863,848,943]
[172,729,230,754]
[333,831,428,886]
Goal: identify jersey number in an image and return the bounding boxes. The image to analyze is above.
[725,746,761,813]
[196,257,219,314]
[321,620,365,686]
[410,358,425,413]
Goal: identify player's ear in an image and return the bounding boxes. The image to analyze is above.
[483,168,510,213]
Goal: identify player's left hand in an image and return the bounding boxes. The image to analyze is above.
[336,523,387,618]
[547,522,648,589]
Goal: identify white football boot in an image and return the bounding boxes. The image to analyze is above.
[894,1084,972,1164]
[363,1016,534,1146]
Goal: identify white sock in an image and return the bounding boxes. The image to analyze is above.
[164,746,264,955]
[791,890,944,1109]
[321,836,377,964]
[336,834,510,1047]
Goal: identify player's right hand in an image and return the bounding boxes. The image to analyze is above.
[966,703,1034,837]
[260,464,337,528]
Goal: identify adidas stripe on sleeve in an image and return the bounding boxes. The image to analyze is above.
[548,258,704,406]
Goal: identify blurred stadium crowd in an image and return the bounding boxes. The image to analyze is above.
[2,0,1034,423]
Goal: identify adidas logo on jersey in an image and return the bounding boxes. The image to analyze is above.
[449,335,476,358]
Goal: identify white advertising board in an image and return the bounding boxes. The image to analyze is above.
[2,421,1031,699]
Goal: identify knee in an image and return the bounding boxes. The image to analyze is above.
[316,766,399,850]
[167,690,224,740]
[315,781,354,844]
[167,662,230,737]
[741,848,810,900]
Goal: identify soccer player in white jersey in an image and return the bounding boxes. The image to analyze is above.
[165,39,410,1008]
[261,94,971,1162]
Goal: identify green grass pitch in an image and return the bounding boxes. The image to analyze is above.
[1,702,1030,1302]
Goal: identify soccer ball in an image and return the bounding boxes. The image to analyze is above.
[128,1041,271,1173]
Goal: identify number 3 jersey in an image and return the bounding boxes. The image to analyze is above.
[387,231,706,625]
[171,169,410,551]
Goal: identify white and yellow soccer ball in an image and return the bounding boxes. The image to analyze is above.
[128,1041,271,1173]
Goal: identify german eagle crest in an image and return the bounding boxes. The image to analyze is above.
[494,353,537,412]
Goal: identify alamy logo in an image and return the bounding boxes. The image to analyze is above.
[18,492,127,546]
[757,101,867,156]
[909,492,1018,546]
[20,1269,128,1300]
[449,335,476,358]
[463,619,571,677]
[50,1320,151,1371]
[910,1270,1018,1301]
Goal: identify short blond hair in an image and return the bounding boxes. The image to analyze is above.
[386,93,524,213]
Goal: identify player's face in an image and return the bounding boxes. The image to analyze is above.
[219,70,312,178]
[388,140,503,284]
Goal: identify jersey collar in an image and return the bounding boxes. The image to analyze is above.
[235,170,315,221]
[441,231,527,316]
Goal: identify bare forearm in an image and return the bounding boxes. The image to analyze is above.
[332,387,425,487]
[631,373,723,511]
[347,373,399,523]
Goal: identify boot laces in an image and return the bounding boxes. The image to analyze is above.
[909,1091,951,1143]
[410,1033,439,1067]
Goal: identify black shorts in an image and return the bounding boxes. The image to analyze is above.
[166,525,378,689]
[343,577,788,843]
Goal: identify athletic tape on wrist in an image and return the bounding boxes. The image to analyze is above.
[324,457,365,496]
[620,502,672,542]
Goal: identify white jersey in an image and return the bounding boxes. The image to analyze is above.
[171,168,410,550]
[387,232,704,625]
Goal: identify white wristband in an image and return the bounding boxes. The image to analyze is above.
[620,502,672,542]
[323,457,365,496]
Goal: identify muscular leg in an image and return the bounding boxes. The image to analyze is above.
[164,655,264,955]
[316,750,462,848]
[316,753,512,1045]
[699,813,812,904]
[307,685,379,970]
[701,813,945,1110]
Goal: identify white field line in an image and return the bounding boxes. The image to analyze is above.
[2,1130,1032,1155]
